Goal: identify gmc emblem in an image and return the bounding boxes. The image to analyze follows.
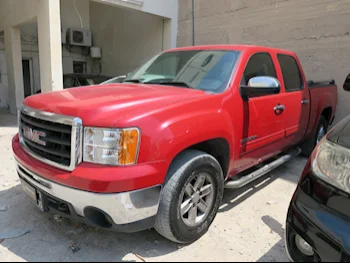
[23,126,47,146]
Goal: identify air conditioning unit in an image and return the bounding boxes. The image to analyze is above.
[67,28,92,47]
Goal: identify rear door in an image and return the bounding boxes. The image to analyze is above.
[277,54,311,145]
[237,52,287,170]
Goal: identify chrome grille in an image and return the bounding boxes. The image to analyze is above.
[18,105,83,171]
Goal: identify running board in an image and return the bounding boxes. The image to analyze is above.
[225,148,302,189]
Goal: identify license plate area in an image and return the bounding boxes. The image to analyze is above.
[20,179,44,211]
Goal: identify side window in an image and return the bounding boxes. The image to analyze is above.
[277,54,303,92]
[243,53,276,85]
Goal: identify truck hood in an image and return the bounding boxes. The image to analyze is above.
[23,83,208,127]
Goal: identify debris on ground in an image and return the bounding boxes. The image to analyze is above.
[0,205,8,211]
[266,200,278,205]
[54,215,63,223]
[134,253,146,262]
[69,242,81,253]
[122,253,145,262]
[153,240,160,245]
[0,229,30,240]
[66,226,87,235]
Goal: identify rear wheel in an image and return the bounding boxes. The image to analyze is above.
[155,150,224,244]
[301,116,328,156]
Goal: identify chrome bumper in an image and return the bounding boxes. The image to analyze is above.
[16,161,161,226]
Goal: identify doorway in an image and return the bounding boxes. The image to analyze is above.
[22,59,33,98]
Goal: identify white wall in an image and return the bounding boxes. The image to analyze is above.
[92,0,178,49]
[0,0,91,108]
[0,0,38,30]
[61,0,90,30]
[61,0,91,74]
[90,1,164,76]
[0,48,9,108]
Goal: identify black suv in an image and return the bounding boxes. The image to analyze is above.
[285,80,350,262]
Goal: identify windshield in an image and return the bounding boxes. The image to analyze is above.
[124,50,240,93]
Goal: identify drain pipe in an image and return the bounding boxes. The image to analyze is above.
[192,0,195,46]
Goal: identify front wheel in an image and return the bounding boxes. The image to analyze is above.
[155,150,224,244]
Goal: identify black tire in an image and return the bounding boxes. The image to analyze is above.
[301,116,328,157]
[155,150,224,244]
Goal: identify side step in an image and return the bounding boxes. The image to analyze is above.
[225,148,302,189]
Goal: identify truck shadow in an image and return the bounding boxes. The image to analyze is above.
[255,215,289,262]
[0,185,178,262]
[219,156,307,213]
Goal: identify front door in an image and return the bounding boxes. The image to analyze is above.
[277,54,311,146]
[236,52,286,171]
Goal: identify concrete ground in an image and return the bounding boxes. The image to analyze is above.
[0,111,307,262]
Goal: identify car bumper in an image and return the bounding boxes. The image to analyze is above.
[286,169,350,262]
[16,160,161,232]
[12,134,164,232]
[12,134,168,193]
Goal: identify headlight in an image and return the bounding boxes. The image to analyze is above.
[312,138,350,194]
[83,127,140,165]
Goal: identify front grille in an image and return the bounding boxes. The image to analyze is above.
[18,106,82,171]
[20,112,72,166]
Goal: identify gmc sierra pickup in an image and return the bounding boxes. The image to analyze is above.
[12,45,338,244]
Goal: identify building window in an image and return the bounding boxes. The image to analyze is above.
[73,61,87,74]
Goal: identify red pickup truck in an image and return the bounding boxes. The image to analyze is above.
[12,45,337,244]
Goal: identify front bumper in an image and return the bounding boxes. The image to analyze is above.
[16,160,161,232]
[12,134,168,193]
[286,170,350,262]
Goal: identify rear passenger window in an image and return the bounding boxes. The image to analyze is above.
[278,54,303,92]
[242,53,276,85]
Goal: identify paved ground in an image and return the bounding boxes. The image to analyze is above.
[0,111,307,262]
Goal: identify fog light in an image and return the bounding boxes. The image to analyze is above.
[295,235,314,256]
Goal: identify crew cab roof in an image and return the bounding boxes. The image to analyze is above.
[166,45,296,56]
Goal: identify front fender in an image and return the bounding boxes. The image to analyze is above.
[140,109,235,166]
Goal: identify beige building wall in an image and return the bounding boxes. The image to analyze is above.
[90,2,164,76]
[178,0,350,124]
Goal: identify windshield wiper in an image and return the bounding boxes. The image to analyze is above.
[144,81,194,89]
[123,79,141,83]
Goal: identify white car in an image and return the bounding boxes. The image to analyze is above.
[100,75,127,85]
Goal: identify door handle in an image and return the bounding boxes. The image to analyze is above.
[274,104,285,115]
[302,99,310,105]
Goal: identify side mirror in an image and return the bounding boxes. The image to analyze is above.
[241,76,281,101]
[343,77,350,91]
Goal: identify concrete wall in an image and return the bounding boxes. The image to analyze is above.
[178,0,350,123]
[0,0,38,30]
[0,0,90,109]
[90,1,164,76]
[61,0,91,74]
[92,0,178,49]
[0,0,39,109]
[0,48,9,108]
